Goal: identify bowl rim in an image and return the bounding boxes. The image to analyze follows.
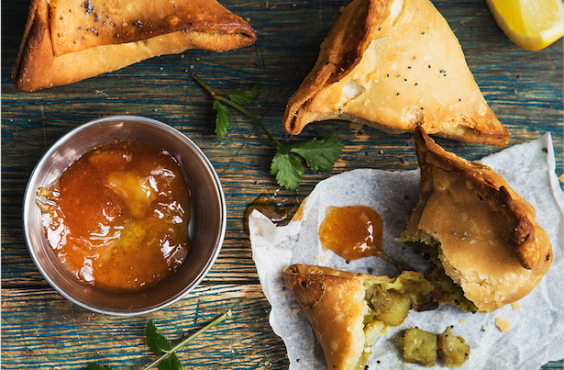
[22,115,227,316]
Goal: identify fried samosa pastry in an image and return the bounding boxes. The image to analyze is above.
[398,127,552,312]
[283,0,509,147]
[12,0,257,91]
[284,264,434,370]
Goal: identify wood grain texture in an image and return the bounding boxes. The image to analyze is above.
[2,0,562,368]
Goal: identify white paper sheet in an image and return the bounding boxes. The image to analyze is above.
[249,134,564,370]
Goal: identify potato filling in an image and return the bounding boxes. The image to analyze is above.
[355,271,434,369]
[398,328,437,367]
[397,233,477,313]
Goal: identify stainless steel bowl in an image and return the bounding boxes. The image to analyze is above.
[23,116,226,316]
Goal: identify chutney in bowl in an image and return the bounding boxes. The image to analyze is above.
[23,116,226,316]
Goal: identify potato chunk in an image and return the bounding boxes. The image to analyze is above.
[373,290,411,326]
[398,328,437,367]
[437,327,471,367]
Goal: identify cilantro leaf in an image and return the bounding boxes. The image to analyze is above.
[158,353,183,370]
[290,136,344,172]
[227,83,260,105]
[145,320,172,355]
[87,364,113,370]
[271,152,303,191]
[213,100,231,140]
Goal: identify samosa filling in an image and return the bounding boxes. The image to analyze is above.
[398,234,477,313]
[354,272,435,369]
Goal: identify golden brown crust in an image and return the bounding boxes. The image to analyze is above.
[406,127,552,312]
[12,0,256,92]
[283,0,509,147]
[284,264,374,370]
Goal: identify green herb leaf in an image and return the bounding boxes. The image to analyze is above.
[191,73,345,190]
[158,353,183,370]
[271,152,303,191]
[227,83,260,105]
[145,320,172,355]
[213,100,231,140]
[290,136,344,172]
[87,364,114,370]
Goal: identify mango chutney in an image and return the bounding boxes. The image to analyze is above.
[36,140,191,292]
[319,205,385,261]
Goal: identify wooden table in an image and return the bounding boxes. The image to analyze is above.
[2,0,562,368]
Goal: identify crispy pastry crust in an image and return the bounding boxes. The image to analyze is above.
[12,0,256,92]
[283,0,509,147]
[284,264,373,370]
[405,128,552,311]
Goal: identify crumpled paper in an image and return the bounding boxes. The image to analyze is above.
[249,133,564,370]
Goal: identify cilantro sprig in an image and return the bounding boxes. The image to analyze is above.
[191,73,344,190]
[87,311,229,370]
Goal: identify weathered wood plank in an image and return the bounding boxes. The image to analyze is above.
[1,285,288,369]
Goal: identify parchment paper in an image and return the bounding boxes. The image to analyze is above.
[249,134,564,370]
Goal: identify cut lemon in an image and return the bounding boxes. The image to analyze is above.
[486,0,564,51]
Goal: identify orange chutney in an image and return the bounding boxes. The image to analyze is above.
[36,140,191,292]
[319,205,384,261]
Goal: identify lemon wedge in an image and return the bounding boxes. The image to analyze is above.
[486,0,564,51]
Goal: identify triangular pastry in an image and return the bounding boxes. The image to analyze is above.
[284,264,434,370]
[399,127,552,312]
[283,0,509,147]
[12,0,257,91]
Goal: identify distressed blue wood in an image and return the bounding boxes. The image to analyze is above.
[1,0,562,368]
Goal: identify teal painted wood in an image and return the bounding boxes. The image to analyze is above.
[1,0,562,368]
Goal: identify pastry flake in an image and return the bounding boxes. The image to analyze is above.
[283,0,509,147]
[12,0,257,91]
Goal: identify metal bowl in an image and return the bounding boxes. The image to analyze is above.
[23,116,226,316]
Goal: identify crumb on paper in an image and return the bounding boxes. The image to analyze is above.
[482,325,490,332]
[559,174,564,183]
[314,254,325,261]
[511,302,521,311]
[495,317,511,332]
[293,307,301,314]
[460,319,467,324]
[282,265,289,273]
